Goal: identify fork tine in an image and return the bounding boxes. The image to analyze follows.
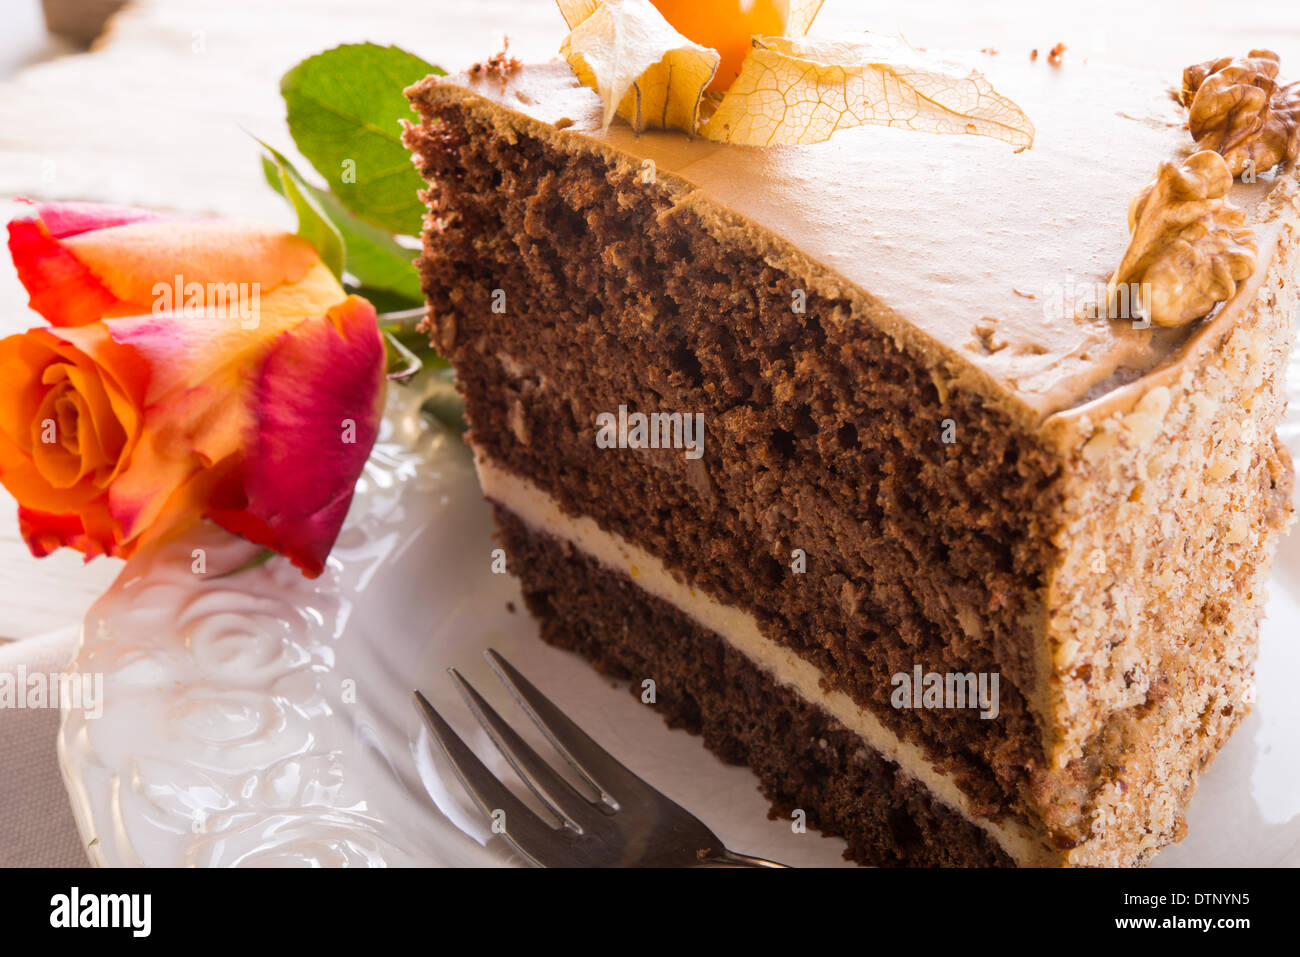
[484,648,656,807]
[412,690,576,867]
[448,668,608,832]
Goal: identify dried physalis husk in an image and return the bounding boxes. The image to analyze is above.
[557,1,1033,148]
[558,0,719,134]
[701,33,1035,148]
[1107,150,1257,328]
[1181,49,1300,177]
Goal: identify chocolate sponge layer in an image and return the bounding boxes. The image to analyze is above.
[494,504,1014,867]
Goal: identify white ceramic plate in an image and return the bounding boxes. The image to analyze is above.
[59,365,1300,868]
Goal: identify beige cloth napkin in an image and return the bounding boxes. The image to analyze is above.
[0,628,91,867]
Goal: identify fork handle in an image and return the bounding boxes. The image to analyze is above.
[696,848,790,868]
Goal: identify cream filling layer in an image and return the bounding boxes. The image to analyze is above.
[476,454,1060,867]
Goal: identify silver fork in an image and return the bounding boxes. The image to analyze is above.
[413,648,788,867]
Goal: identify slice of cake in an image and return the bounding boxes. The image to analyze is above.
[403,50,1297,866]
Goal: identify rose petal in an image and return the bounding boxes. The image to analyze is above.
[209,297,385,577]
[106,260,346,405]
[17,506,93,558]
[30,382,82,489]
[25,200,166,239]
[7,216,124,327]
[49,360,125,483]
[84,260,351,548]
[8,203,332,329]
[16,499,131,561]
[104,380,250,543]
[7,202,169,326]
[65,220,324,316]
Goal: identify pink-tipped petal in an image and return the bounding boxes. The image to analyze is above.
[209,297,385,577]
[7,217,123,327]
[26,200,166,239]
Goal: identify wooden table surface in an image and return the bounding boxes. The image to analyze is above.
[3,0,1299,641]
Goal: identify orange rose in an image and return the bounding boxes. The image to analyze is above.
[0,201,386,576]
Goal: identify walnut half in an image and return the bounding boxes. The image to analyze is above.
[1107,150,1257,328]
[1181,49,1300,177]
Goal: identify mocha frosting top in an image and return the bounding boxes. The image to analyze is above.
[421,56,1297,430]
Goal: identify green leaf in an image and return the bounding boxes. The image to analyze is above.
[257,140,345,280]
[262,154,423,303]
[281,43,443,237]
[382,327,423,382]
[379,323,448,374]
[354,286,425,314]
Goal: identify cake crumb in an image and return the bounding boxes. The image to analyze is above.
[1013,287,1037,299]
[980,47,999,56]
[1048,43,1067,66]
[468,38,522,89]
[1030,48,1039,61]
[973,321,1009,354]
